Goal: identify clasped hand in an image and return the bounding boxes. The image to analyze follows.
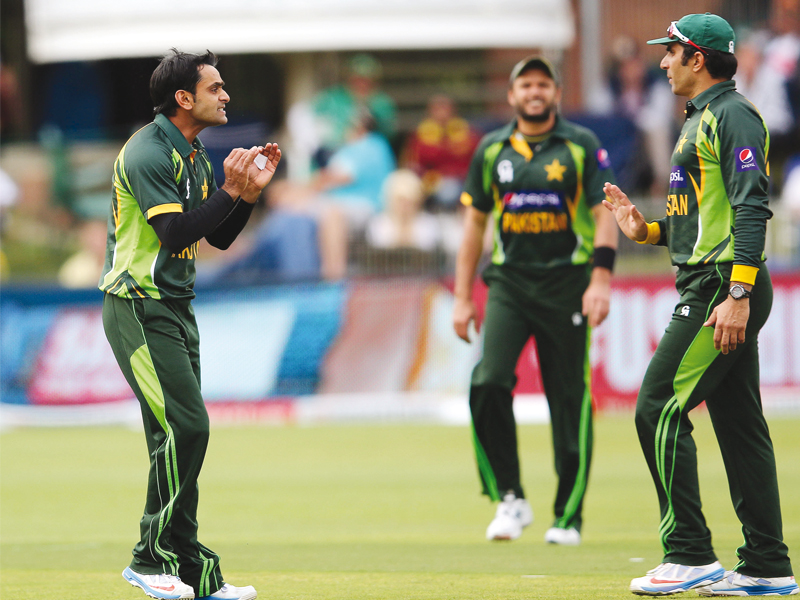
[221,144,282,204]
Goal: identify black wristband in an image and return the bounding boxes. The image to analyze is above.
[593,246,616,272]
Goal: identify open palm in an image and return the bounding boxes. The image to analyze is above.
[602,182,648,242]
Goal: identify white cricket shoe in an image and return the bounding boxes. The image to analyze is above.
[544,526,581,546]
[696,571,799,596]
[630,561,725,595]
[485,492,533,541]
[122,567,195,600]
[198,583,258,600]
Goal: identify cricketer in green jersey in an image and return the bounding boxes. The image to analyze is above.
[453,56,619,546]
[604,13,798,597]
[100,49,280,600]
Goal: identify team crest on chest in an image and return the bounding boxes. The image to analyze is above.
[544,159,567,182]
[498,160,514,183]
[676,133,689,154]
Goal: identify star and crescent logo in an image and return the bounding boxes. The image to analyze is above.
[677,133,689,154]
[544,159,567,182]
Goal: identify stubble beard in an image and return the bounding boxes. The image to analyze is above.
[517,105,554,123]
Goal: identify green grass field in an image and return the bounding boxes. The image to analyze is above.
[2,413,799,599]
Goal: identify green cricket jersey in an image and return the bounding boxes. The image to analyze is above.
[460,116,614,272]
[99,114,217,300]
[652,80,771,277]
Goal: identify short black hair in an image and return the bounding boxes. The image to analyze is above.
[150,48,218,117]
[680,44,738,80]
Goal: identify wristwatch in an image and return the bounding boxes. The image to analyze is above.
[729,283,752,300]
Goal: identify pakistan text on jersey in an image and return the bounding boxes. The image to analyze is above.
[172,241,200,259]
[502,211,569,234]
[666,194,689,216]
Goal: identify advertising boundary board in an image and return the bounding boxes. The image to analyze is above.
[2,275,800,428]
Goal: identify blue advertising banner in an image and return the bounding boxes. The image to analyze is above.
[0,283,347,406]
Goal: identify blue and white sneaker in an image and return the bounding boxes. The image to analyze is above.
[198,583,258,600]
[122,567,194,600]
[696,571,799,596]
[630,561,725,595]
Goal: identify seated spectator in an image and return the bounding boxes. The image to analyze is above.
[402,94,480,210]
[57,218,107,288]
[366,169,440,251]
[198,187,322,285]
[0,166,19,281]
[286,53,397,179]
[271,109,396,280]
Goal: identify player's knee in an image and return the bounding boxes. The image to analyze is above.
[470,363,516,390]
[172,413,210,447]
[634,401,660,438]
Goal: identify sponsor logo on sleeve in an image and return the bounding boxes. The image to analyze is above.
[735,147,759,172]
[669,166,687,188]
[596,148,611,169]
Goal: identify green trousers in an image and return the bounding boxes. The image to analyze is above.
[470,265,593,531]
[635,263,793,576]
[102,293,224,596]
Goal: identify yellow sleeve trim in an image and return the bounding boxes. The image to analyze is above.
[636,221,661,245]
[146,203,183,220]
[731,264,759,286]
[460,192,473,207]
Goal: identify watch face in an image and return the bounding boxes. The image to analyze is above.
[730,285,747,299]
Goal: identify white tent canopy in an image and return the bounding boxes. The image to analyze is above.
[25,0,575,63]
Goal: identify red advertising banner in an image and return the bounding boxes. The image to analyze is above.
[485,274,800,410]
[28,308,132,405]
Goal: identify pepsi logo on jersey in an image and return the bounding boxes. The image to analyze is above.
[735,147,759,172]
[669,166,687,188]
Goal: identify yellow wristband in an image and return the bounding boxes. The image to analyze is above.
[636,221,662,245]
[731,264,759,286]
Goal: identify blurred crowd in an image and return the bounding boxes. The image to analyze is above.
[2,15,800,287]
[229,55,484,283]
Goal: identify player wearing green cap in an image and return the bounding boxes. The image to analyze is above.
[453,56,618,546]
[604,13,798,596]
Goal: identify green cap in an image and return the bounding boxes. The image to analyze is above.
[509,55,560,86]
[647,13,736,54]
[348,53,382,79]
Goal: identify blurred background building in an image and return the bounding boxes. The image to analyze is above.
[2,0,800,423]
[4,0,800,280]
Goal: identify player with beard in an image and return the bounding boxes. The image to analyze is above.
[453,56,618,544]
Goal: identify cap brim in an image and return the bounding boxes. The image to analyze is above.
[646,36,672,45]
[509,57,558,85]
